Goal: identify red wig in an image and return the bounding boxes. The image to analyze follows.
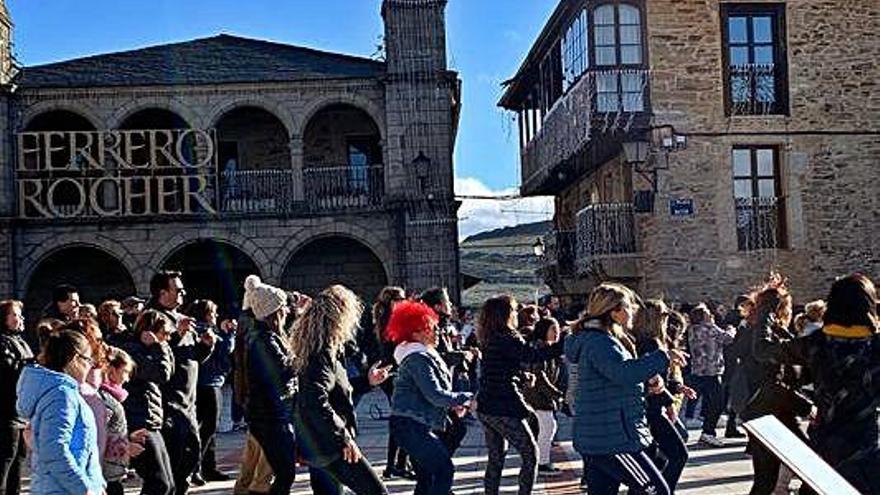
[385,301,439,344]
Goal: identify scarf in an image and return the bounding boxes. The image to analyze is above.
[100,381,130,403]
[823,324,874,339]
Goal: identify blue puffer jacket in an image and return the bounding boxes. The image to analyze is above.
[391,342,472,431]
[565,324,669,456]
[16,365,106,495]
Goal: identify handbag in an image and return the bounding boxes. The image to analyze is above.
[740,380,813,422]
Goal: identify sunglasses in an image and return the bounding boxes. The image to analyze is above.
[77,352,95,367]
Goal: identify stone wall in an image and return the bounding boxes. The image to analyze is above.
[639,0,880,303]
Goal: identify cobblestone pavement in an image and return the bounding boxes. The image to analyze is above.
[24,390,757,494]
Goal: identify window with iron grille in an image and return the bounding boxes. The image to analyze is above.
[732,146,787,251]
[721,3,789,115]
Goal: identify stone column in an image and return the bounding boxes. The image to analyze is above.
[289,135,304,202]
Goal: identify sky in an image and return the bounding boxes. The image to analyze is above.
[7,0,557,238]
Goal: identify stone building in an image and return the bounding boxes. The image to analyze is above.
[500,0,880,305]
[0,0,462,318]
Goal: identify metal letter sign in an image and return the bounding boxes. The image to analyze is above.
[669,198,694,217]
[744,416,860,495]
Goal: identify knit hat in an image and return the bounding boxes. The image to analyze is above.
[243,275,287,321]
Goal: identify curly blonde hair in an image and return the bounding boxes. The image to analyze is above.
[291,285,363,372]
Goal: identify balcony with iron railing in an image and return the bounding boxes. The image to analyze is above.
[303,164,384,212]
[735,196,785,251]
[520,68,650,197]
[728,63,783,116]
[575,202,640,279]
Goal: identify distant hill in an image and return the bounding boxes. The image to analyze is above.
[464,220,552,243]
[459,221,552,308]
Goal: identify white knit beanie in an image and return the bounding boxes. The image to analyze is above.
[244,275,287,321]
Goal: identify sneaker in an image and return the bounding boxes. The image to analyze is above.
[538,464,561,475]
[698,433,724,447]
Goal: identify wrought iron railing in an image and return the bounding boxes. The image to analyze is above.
[576,203,637,260]
[219,169,296,214]
[729,63,778,115]
[735,196,784,251]
[303,164,384,211]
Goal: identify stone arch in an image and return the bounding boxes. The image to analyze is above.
[19,234,141,298]
[108,97,202,129]
[159,239,263,316]
[278,221,393,286]
[281,235,389,303]
[297,93,386,140]
[149,230,271,278]
[206,97,295,137]
[22,244,137,326]
[19,102,103,131]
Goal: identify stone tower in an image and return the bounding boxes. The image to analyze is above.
[0,0,12,85]
[382,0,462,298]
[0,0,13,295]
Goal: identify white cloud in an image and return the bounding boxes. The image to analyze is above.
[455,176,554,240]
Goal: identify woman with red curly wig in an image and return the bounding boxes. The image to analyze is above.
[387,301,473,495]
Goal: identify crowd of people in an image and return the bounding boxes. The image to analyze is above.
[0,269,877,495]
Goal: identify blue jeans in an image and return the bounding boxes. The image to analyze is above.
[390,416,454,495]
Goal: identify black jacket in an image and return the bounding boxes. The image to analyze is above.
[522,340,565,411]
[294,349,357,467]
[123,340,175,431]
[0,331,34,427]
[764,327,879,471]
[476,329,564,418]
[744,320,808,417]
[162,329,213,418]
[246,320,297,423]
[636,338,678,415]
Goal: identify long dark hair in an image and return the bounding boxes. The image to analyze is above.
[823,274,879,332]
[477,295,517,346]
[372,286,405,343]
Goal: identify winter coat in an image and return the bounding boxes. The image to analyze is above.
[0,330,34,428]
[123,339,175,431]
[390,342,472,431]
[162,326,213,418]
[245,320,297,423]
[687,322,735,376]
[476,328,564,418]
[198,325,235,388]
[565,324,669,456]
[16,365,106,495]
[294,348,357,467]
[98,383,131,482]
[636,339,679,415]
[757,323,879,489]
[522,340,565,412]
[742,319,807,419]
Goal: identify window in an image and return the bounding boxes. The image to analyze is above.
[540,45,563,113]
[732,146,786,251]
[562,9,589,91]
[591,3,646,113]
[722,4,788,115]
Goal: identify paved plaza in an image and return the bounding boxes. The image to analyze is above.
[48,391,756,495]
